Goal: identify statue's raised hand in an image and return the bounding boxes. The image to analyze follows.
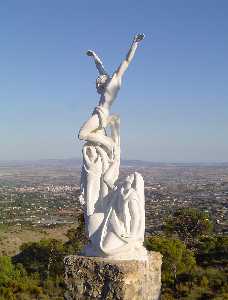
[86,50,95,57]
[134,33,145,43]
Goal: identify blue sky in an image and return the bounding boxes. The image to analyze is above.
[0,0,227,162]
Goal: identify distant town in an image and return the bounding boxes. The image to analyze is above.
[0,159,227,235]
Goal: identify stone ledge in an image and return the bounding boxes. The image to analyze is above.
[64,251,162,300]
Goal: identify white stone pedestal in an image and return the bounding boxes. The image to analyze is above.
[64,251,162,300]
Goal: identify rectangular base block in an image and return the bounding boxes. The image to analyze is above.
[64,251,162,300]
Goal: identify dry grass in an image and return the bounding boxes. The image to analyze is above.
[0,224,74,256]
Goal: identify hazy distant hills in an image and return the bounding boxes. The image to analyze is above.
[0,158,228,168]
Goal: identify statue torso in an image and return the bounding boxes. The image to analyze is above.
[99,73,122,108]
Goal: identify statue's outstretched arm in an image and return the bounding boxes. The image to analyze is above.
[86,50,108,76]
[115,33,145,78]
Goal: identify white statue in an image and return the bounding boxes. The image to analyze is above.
[78,34,147,260]
[78,33,145,153]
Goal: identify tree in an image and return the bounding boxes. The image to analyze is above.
[145,235,196,286]
[196,235,228,267]
[163,208,213,247]
[64,213,88,254]
[14,239,66,279]
[0,256,42,300]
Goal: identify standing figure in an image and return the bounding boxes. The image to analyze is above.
[78,33,145,154]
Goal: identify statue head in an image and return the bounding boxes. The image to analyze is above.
[123,174,134,191]
[96,74,110,94]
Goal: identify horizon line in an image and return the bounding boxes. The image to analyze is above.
[0,158,228,165]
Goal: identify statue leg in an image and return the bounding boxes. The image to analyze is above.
[78,114,114,152]
[108,114,120,145]
[103,115,120,188]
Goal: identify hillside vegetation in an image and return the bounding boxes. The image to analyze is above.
[0,209,227,300]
